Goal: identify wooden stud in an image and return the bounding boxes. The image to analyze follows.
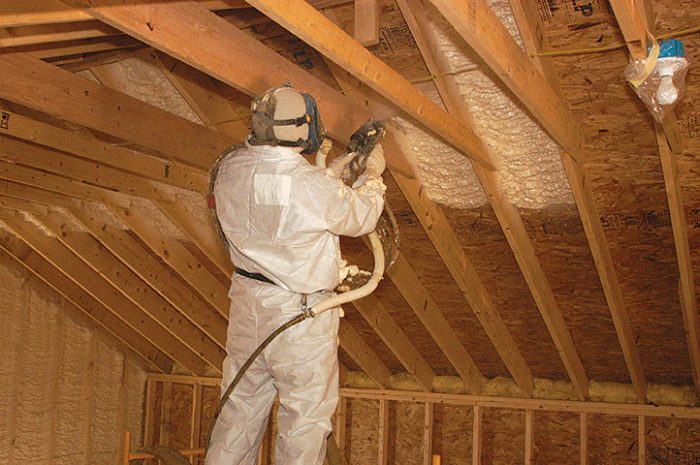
[340,387,700,419]
[378,399,390,465]
[472,405,483,465]
[580,412,588,465]
[353,0,380,46]
[83,326,97,465]
[143,379,156,447]
[338,321,392,388]
[638,415,646,465]
[190,384,203,465]
[0,233,173,373]
[525,409,534,465]
[335,397,348,454]
[37,211,226,372]
[423,403,433,465]
[508,0,646,402]
[116,352,129,465]
[160,382,173,446]
[1,216,208,374]
[353,295,435,392]
[121,431,130,465]
[48,300,65,465]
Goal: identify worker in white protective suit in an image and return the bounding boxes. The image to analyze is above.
[206,84,386,465]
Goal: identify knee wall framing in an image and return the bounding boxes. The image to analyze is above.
[140,374,700,465]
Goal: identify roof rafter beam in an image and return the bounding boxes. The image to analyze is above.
[61,0,493,170]
[0,105,207,192]
[506,0,646,401]
[338,321,392,388]
[416,0,582,161]
[1,215,208,374]
[0,53,231,171]
[67,206,229,347]
[353,295,436,392]
[35,209,226,372]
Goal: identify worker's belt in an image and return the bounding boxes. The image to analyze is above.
[234,268,275,285]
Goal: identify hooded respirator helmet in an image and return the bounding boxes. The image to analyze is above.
[250,84,325,155]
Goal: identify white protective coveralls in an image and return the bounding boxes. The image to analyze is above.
[206,138,386,465]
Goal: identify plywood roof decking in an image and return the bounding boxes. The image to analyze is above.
[0,0,699,402]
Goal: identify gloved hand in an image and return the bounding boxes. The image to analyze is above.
[363,143,385,177]
[327,152,357,178]
[318,138,333,156]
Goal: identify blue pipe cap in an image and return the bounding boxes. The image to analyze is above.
[649,38,685,58]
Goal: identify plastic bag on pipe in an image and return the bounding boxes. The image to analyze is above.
[624,56,689,122]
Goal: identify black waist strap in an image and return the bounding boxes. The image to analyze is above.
[234,268,275,285]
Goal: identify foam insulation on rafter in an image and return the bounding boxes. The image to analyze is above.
[0,257,148,465]
[394,0,574,210]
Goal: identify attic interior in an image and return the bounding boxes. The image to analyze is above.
[1,0,700,464]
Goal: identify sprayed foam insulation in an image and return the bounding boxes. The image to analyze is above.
[0,258,148,465]
[387,0,573,210]
[90,58,203,125]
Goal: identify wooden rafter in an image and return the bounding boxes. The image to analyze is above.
[67,207,229,347]
[0,160,131,207]
[1,215,208,374]
[0,105,207,192]
[0,235,172,373]
[353,295,436,392]
[0,135,176,201]
[338,321,392,388]
[607,0,700,396]
[35,210,226,372]
[504,0,646,401]
[237,0,495,169]
[395,0,594,399]
[106,201,230,317]
[418,0,582,161]
[0,53,231,170]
